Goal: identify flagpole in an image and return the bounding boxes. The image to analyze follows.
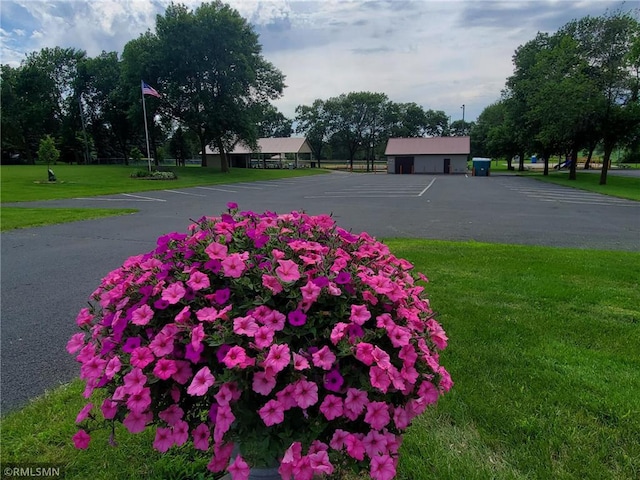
[141,80,152,172]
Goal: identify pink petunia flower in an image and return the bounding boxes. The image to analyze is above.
[126,387,151,413]
[344,434,366,460]
[214,405,235,443]
[66,333,85,354]
[131,304,154,325]
[370,454,396,480]
[355,342,375,365]
[149,332,174,357]
[300,280,321,303]
[79,356,107,381]
[105,355,122,379]
[228,454,250,480]
[388,324,411,348]
[223,346,254,369]
[153,359,178,380]
[153,426,174,453]
[293,352,310,370]
[196,306,219,322]
[130,346,154,369]
[123,411,151,434]
[258,399,285,426]
[72,429,91,449]
[292,379,318,409]
[264,343,290,374]
[233,315,259,337]
[319,394,343,420]
[192,423,210,451]
[329,322,348,345]
[427,319,449,349]
[364,401,391,430]
[101,398,118,420]
[329,429,349,450]
[204,241,228,260]
[186,271,210,291]
[171,360,193,385]
[312,345,336,370]
[191,323,205,349]
[252,371,277,395]
[161,282,186,304]
[253,326,275,349]
[187,366,215,396]
[159,404,184,425]
[262,274,283,294]
[350,304,371,325]
[75,403,93,423]
[345,388,368,418]
[174,305,191,323]
[276,259,301,283]
[369,366,391,393]
[363,430,388,458]
[123,368,147,395]
[172,420,189,446]
[222,253,247,278]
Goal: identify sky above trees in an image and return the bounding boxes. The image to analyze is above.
[0,0,634,121]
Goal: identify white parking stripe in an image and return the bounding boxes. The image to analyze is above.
[75,197,156,202]
[121,193,166,202]
[164,190,206,197]
[195,186,237,193]
[419,178,437,197]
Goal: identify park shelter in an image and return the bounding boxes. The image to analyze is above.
[203,137,313,169]
[385,137,470,174]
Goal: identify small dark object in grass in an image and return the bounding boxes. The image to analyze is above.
[48,169,56,182]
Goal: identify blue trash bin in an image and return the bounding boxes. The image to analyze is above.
[472,158,491,176]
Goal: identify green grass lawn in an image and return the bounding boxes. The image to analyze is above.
[528,171,640,201]
[1,240,638,479]
[1,165,327,203]
[0,165,327,230]
[1,207,138,231]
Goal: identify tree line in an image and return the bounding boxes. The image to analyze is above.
[471,10,639,185]
[0,1,468,172]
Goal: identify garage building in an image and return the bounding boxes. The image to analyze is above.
[385,136,470,174]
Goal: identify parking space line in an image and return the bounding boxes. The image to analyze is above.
[121,193,166,202]
[75,197,158,202]
[195,186,237,193]
[418,178,437,197]
[164,190,206,197]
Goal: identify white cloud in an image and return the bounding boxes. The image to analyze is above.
[0,0,632,121]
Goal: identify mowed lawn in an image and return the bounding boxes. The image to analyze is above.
[0,165,327,230]
[1,241,638,479]
[1,164,327,203]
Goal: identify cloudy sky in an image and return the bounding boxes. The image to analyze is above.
[0,0,634,122]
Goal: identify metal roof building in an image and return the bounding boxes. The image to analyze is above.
[385,137,471,174]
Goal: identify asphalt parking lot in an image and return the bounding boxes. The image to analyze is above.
[1,171,638,411]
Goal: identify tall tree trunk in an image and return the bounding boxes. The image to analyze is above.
[583,143,596,170]
[542,148,550,176]
[518,150,525,172]
[599,141,614,185]
[507,154,514,171]
[215,138,229,173]
[199,136,207,167]
[569,144,578,181]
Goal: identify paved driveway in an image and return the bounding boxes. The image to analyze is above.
[1,172,638,411]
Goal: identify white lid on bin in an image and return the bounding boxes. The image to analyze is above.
[472,157,492,162]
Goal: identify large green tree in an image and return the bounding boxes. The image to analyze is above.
[295,99,331,166]
[130,1,285,171]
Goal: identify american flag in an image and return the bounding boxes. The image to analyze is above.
[141,81,161,98]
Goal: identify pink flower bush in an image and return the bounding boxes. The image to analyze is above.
[69,205,452,479]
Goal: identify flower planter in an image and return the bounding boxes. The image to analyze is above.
[69,205,452,479]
